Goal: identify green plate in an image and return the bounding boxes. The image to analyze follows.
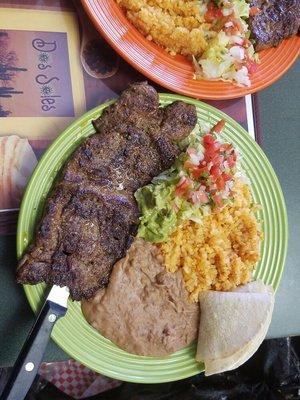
[17,94,288,383]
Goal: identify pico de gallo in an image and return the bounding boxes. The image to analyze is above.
[174,119,237,208]
[193,0,259,87]
[135,119,244,243]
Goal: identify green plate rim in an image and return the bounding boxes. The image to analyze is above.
[16,93,288,383]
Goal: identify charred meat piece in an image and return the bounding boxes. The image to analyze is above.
[17,185,139,300]
[17,82,197,300]
[250,0,300,50]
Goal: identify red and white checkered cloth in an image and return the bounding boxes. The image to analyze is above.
[39,360,121,399]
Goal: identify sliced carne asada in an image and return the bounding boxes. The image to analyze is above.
[249,0,300,50]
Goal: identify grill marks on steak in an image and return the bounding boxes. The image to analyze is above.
[250,0,300,50]
[17,82,197,300]
[20,186,139,299]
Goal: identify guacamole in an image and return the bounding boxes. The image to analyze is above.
[135,182,177,243]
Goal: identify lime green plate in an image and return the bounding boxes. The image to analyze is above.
[17,94,288,383]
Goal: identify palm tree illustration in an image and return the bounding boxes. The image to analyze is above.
[0,30,27,116]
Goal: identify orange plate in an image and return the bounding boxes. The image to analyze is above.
[81,0,300,100]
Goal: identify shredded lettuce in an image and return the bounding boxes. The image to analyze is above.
[232,0,250,18]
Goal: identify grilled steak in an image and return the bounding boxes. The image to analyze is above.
[250,0,300,50]
[17,82,197,300]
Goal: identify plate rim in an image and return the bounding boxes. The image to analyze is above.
[16,93,288,383]
[81,0,300,100]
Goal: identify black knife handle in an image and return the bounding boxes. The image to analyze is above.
[0,300,66,400]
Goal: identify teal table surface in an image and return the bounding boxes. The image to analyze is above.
[0,58,299,368]
[258,57,300,339]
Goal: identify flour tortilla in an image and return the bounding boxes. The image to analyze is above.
[196,281,274,376]
[0,135,37,209]
[204,296,273,375]
[233,280,272,294]
[12,137,37,202]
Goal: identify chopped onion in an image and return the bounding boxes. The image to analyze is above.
[199,2,208,14]
[235,66,251,87]
[234,171,250,184]
[188,148,204,165]
[229,46,245,60]
[229,35,244,45]
[222,7,233,16]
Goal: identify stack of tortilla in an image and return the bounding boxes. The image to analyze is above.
[196,281,274,376]
[0,135,37,209]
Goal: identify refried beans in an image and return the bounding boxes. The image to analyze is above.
[81,238,199,356]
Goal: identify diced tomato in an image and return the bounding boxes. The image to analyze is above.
[211,154,224,167]
[249,6,260,16]
[175,177,191,196]
[204,149,215,162]
[212,194,223,207]
[204,10,215,22]
[203,134,215,147]
[204,141,222,161]
[213,141,222,151]
[191,190,209,205]
[192,165,209,179]
[245,59,258,74]
[206,161,213,171]
[208,182,218,191]
[211,119,226,134]
[215,8,224,19]
[204,2,223,22]
[222,172,232,182]
[204,151,216,163]
[227,154,236,168]
[210,165,221,179]
[216,176,225,190]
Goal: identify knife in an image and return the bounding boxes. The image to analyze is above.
[0,285,69,400]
